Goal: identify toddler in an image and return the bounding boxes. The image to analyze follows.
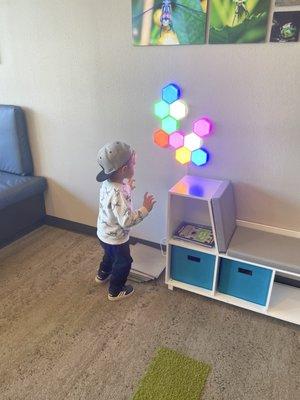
[95,141,155,301]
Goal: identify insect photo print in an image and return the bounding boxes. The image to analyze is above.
[209,0,271,44]
[131,0,208,45]
[270,11,300,42]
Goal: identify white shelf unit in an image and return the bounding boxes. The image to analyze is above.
[166,175,300,325]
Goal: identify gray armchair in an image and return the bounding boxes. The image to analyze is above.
[0,105,47,245]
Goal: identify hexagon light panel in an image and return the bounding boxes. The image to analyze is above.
[152,83,213,167]
[154,100,169,120]
[192,149,208,166]
[162,84,181,104]
[162,116,179,134]
[153,129,169,148]
[169,131,184,149]
[170,100,188,120]
[176,147,191,165]
[193,117,212,137]
[184,133,204,152]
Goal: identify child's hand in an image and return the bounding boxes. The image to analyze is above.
[143,192,156,212]
[127,178,136,190]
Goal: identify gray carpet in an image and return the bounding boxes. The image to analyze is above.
[0,225,299,400]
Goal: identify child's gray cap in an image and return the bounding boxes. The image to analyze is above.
[96,141,133,182]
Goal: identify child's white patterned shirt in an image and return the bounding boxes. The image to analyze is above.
[97,180,148,245]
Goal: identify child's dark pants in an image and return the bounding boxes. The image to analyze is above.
[98,240,133,295]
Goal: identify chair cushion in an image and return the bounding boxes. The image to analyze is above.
[0,105,33,175]
[0,171,46,210]
[227,226,300,276]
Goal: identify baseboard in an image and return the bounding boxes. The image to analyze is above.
[0,220,45,250]
[44,215,97,236]
[275,275,300,288]
[44,215,163,250]
[236,220,300,239]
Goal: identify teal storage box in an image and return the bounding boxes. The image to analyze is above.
[170,246,215,290]
[218,258,273,306]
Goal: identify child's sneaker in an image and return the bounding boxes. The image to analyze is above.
[108,285,134,301]
[95,271,111,284]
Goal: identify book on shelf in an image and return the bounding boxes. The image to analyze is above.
[173,222,215,248]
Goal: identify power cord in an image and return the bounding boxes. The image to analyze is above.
[160,237,167,257]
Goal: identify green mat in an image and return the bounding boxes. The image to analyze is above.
[132,348,211,400]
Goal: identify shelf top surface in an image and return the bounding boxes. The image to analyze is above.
[227,226,300,275]
[169,175,226,199]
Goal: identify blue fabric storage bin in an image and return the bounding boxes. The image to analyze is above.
[218,258,273,306]
[171,246,215,290]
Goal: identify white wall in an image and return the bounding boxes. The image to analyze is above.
[0,1,299,243]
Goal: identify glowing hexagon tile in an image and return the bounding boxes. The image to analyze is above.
[175,147,191,164]
[184,133,204,152]
[191,148,208,166]
[154,100,170,119]
[162,116,179,134]
[169,100,188,120]
[153,129,169,148]
[169,131,184,149]
[193,117,212,137]
[162,84,181,104]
